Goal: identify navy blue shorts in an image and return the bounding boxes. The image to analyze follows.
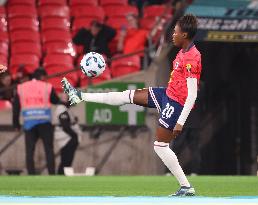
[148,87,183,130]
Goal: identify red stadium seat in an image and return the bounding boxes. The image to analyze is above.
[71,6,105,20]
[38,6,70,19]
[0,6,6,18]
[38,0,67,7]
[143,5,167,19]
[42,30,72,52]
[104,5,138,18]
[44,42,76,56]
[0,54,7,66]
[111,55,141,77]
[44,54,76,92]
[10,30,40,43]
[0,32,9,43]
[8,5,37,19]
[72,17,94,33]
[0,42,8,56]
[140,18,156,30]
[10,54,40,74]
[9,18,39,32]
[70,0,98,7]
[11,42,41,58]
[41,18,70,31]
[43,54,73,70]
[47,73,77,92]
[100,0,127,7]
[8,0,35,7]
[42,30,71,44]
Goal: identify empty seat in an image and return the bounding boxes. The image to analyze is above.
[104,5,138,18]
[44,42,76,56]
[44,53,76,91]
[143,5,167,19]
[72,17,94,33]
[41,18,70,31]
[140,18,156,30]
[47,73,77,92]
[100,0,127,7]
[0,54,7,66]
[11,42,41,58]
[10,30,40,43]
[39,6,70,19]
[42,30,71,44]
[10,54,40,74]
[0,42,8,56]
[70,0,98,7]
[42,30,72,51]
[43,54,74,70]
[71,6,104,20]
[0,6,6,18]
[111,55,140,77]
[0,32,9,43]
[9,18,39,32]
[8,0,35,7]
[8,5,37,19]
[38,0,67,7]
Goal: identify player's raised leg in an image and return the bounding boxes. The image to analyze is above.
[61,77,149,107]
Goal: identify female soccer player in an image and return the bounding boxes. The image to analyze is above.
[62,14,201,196]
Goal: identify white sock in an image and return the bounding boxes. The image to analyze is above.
[154,141,190,187]
[81,90,135,106]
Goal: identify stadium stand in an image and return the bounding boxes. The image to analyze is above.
[0,0,172,92]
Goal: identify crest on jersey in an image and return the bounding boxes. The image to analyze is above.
[186,63,191,72]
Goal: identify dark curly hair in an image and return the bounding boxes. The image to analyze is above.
[177,14,198,40]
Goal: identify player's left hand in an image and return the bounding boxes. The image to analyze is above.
[0,65,7,73]
[172,123,183,138]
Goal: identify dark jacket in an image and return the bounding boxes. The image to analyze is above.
[73,24,116,57]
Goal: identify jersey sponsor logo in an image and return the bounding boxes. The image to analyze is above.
[174,62,179,70]
[186,63,192,72]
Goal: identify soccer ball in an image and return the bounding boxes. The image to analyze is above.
[80,52,106,78]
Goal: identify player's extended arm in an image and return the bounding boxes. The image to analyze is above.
[177,77,197,126]
[61,77,134,106]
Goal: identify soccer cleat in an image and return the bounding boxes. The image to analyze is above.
[61,77,83,105]
[169,186,195,196]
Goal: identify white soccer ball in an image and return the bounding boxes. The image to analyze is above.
[80,52,106,78]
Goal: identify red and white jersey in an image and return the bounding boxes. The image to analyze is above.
[166,44,202,106]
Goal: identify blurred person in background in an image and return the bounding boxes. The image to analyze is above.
[117,13,148,54]
[54,93,81,175]
[0,72,14,101]
[63,14,200,196]
[13,68,62,175]
[13,64,30,84]
[72,20,116,58]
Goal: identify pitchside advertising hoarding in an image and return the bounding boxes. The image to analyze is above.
[85,82,145,126]
[187,5,258,42]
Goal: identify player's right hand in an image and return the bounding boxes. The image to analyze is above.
[61,77,83,105]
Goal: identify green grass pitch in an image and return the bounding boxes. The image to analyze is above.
[0,176,257,197]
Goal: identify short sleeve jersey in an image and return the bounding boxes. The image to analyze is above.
[166,45,202,106]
